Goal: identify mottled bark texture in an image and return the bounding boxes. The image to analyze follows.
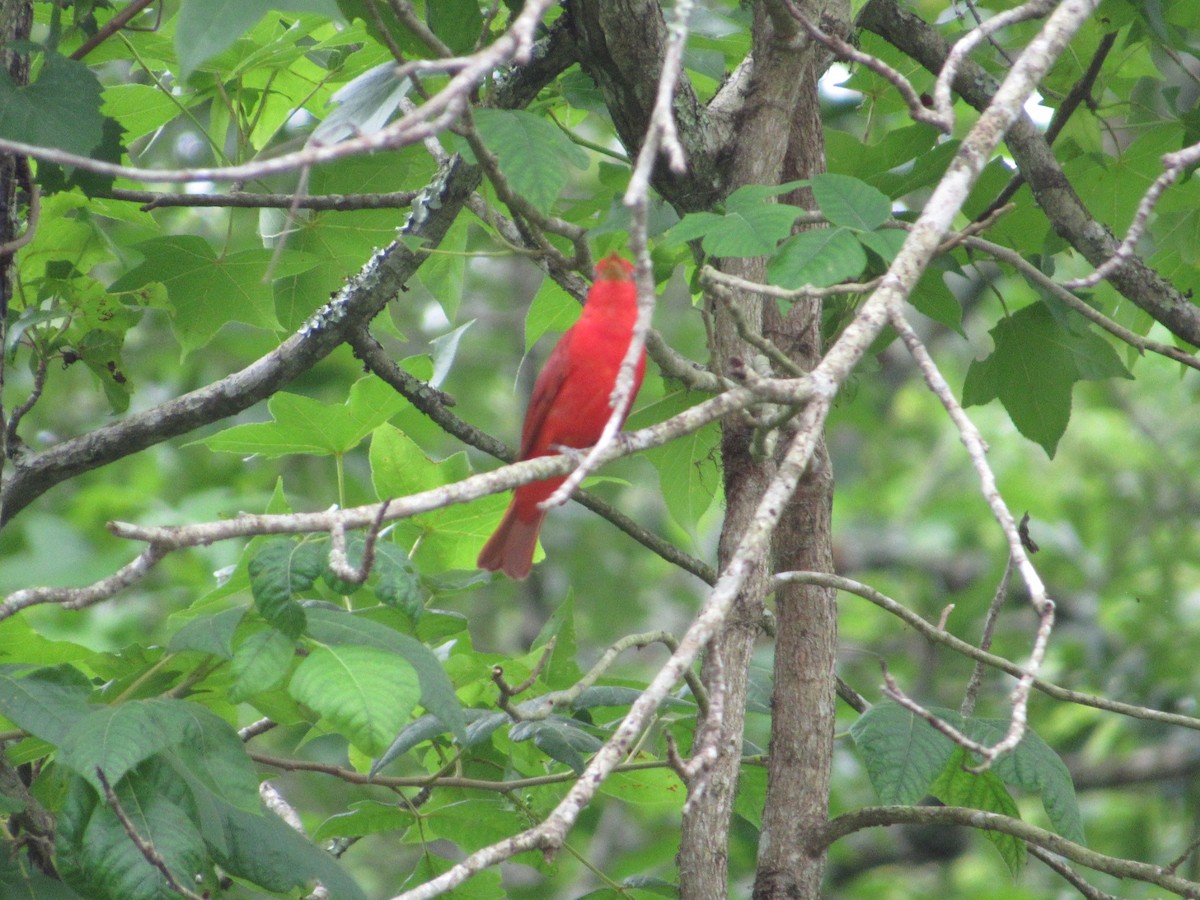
[0,0,33,500]
[570,2,839,896]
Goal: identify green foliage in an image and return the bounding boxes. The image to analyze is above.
[851,701,1084,847]
[0,1,1196,898]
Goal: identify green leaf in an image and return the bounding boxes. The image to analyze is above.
[373,543,423,618]
[418,215,469,321]
[57,699,201,791]
[168,606,246,659]
[855,226,908,263]
[910,259,964,335]
[671,205,803,258]
[962,303,1082,457]
[628,388,721,533]
[0,664,93,746]
[369,424,482,571]
[532,592,581,689]
[849,701,955,805]
[470,109,589,213]
[811,173,893,231]
[510,716,603,773]
[289,645,421,756]
[108,237,317,356]
[959,718,1085,845]
[768,228,868,289]
[430,320,475,389]
[525,275,580,352]
[76,328,133,413]
[56,762,207,900]
[305,607,467,743]
[159,704,262,815]
[930,747,1026,876]
[215,800,368,900]
[428,0,485,53]
[230,627,296,701]
[600,767,688,814]
[0,53,106,155]
[200,376,406,458]
[248,539,326,638]
[313,799,413,841]
[176,0,342,78]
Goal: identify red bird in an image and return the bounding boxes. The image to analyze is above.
[477,253,647,579]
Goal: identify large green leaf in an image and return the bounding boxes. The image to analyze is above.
[0,664,93,746]
[247,539,326,638]
[930,746,1026,876]
[175,0,342,78]
[305,606,467,743]
[200,376,406,458]
[230,627,296,701]
[215,800,367,900]
[849,700,955,805]
[470,109,589,214]
[768,227,868,289]
[811,173,892,231]
[963,303,1130,457]
[289,644,421,755]
[58,699,202,791]
[56,762,207,900]
[0,53,106,155]
[108,237,316,356]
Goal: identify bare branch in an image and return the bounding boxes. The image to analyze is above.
[774,571,1200,733]
[0,543,168,622]
[0,0,561,187]
[782,0,949,131]
[96,768,206,900]
[960,557,1012,717]
[327,500,391,587]
[107,187,419,211]
[932,0,1058,127]
[1065,140,1200,290]
[824,805,1200,897]
[889,310,1054,767]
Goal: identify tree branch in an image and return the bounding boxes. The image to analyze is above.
[824,805,1200,897]
[859,0,1200,347]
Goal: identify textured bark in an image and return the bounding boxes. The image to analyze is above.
[567,3,837,894]
[751,68,838,900]
[0,0,32,479]
[681,5,833,897]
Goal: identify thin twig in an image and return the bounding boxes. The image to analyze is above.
[96,768,206,900]
[1065,140,1200,290]
[0,169,39,258]
[493,637,557,720]
[824,805,1200,897]
[960,556,1012,717]
[4,352,47,451]
[327,499,391,586]
[1028,845,1120,900]
[889,307,1054,768]
[70,0,158,60]
[774,570,1200,733]
[781,0,950,131]
[961,234,1200,371]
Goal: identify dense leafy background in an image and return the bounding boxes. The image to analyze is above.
[0,0,1198,898]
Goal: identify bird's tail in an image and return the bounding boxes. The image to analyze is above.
[477,501,545,580]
